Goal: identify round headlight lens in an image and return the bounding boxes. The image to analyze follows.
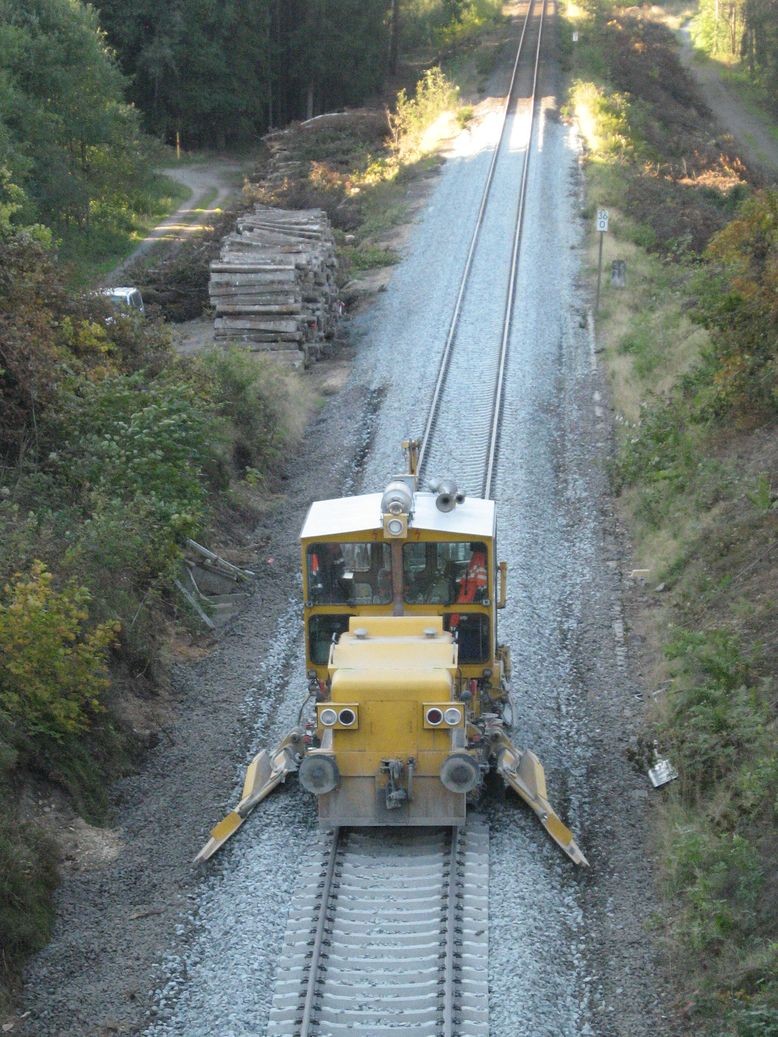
[426,707,443,726]
[444,707,463,726]
[387,518,404,536]
[338,707,356,727]
[320,708,338,726]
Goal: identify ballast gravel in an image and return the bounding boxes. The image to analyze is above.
[22,9,678,1037]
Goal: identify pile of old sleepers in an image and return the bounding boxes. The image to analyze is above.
[209,205,339,366]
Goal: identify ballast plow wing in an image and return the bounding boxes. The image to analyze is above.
[194,729,303,865]
[492,732,588,866]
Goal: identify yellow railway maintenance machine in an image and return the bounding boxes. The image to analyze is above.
[195,441,587,866]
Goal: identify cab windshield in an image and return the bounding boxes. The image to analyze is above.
[306,542,392,605]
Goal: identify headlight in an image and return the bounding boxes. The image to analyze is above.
[320,707,338,726]
[444,707,462,726]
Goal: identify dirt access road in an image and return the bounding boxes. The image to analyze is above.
[105,158,245,284]
[678,23,778,181]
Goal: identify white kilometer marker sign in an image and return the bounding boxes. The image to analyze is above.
[596,208,609,311]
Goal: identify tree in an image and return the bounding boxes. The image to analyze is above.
[0,0,146,227]
[93,0,276,145]
[742,0,778,111]
[91,0,392,144]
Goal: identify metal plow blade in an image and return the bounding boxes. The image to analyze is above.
[194,729,303,865]
[495,742,589,867]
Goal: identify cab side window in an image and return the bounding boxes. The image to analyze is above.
[308,615,350,665]
[444,613,490,664]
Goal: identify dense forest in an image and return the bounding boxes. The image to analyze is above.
[693,0,778,108]
[0,0,494,236]
[92,0,495,145]
[92,0,391,146]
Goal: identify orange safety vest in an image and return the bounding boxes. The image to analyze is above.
[450,549,487,627]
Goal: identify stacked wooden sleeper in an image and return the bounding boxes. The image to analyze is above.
[209,205,339,366]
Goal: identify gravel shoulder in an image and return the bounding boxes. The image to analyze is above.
[20,8,679,1037]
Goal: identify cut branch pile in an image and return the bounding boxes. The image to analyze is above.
[209,205,339,366]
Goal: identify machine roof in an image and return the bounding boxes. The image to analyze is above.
[300,491,496,540]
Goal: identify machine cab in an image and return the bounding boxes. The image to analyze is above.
[300,471,510,717]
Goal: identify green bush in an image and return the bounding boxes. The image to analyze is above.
[192,348,294,482]
[692,190,778,422]
[388,68,459,162]
[435,0,503,48]
[47,372,226,574]
[0,562,118,742]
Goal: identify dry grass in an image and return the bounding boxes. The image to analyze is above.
[588,211,709,422]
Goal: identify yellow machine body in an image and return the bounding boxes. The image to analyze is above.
[300,483,509,718]
[195,443,587,866]
[308,616,472,826]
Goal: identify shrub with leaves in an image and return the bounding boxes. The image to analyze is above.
[194,348,291,477]
[0,562,119,742]
[694,189,778,420]
[388,68,459,162]
[51,371,225,539]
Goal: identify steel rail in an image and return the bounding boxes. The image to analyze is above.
[482,0,547,499]
[299,826,341,1037]
[441,826,462,1037]
[416,0,536,482]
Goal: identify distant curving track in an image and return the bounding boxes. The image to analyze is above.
[267,823,489,1037]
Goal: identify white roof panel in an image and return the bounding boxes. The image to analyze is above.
[300,491,495,540]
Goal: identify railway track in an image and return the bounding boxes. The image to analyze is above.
[267,823,489,1037]
[266,6,548,1034]
[417,0,548,499]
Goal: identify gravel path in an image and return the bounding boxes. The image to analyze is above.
[104,159,244,285]
[21,7,678,1036]
[678,24,778,181]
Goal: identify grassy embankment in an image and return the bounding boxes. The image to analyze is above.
[0,4,507,1009]
[561,3,777,1034]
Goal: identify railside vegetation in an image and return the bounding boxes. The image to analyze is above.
[563,2,777,1034]
[0,225,297,1002]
